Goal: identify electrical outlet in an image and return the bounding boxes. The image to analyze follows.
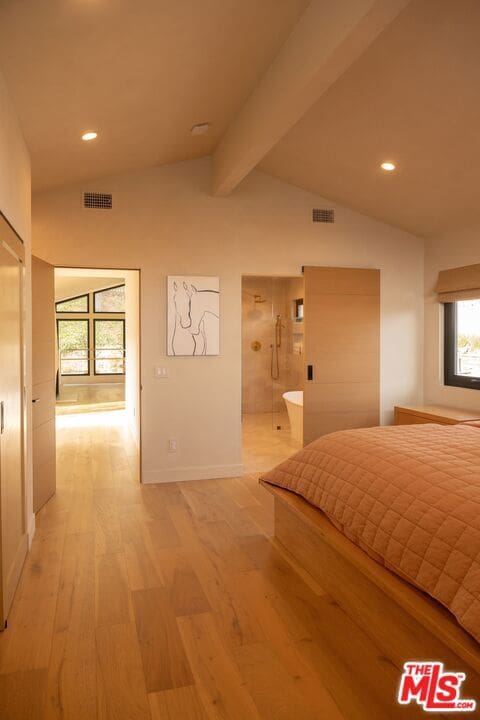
[168,438,177,453]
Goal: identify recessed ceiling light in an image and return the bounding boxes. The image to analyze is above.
[190,123,210,136]
[380,161,396,172]
[82,131,98,142]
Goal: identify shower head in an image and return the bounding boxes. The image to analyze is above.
[243,290,267,304]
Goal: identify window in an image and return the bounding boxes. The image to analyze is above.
[56,294,89,313]
[94,319,125,374]
[444,299,480,389]
[57,319,89,375]
[293,298,304,322]
[94,284,125,313]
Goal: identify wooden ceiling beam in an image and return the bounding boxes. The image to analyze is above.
[211,0,412,196]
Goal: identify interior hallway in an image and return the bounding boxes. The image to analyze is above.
[0,411,424,720]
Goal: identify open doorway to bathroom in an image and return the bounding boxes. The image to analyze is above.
[242,275,304,473]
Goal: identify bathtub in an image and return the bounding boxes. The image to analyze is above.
[282,390,303,443]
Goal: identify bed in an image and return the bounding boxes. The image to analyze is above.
[260,422,480,679]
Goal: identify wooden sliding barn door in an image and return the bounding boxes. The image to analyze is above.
[32,256,56,512]
[303,266,380,445]
[0,216,27,627]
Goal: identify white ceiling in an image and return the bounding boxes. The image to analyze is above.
[55,268,124,301]
[259,0,480,237]
[0,0,307,192]
[1,0,480,237]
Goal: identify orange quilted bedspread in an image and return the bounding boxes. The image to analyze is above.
[261,423,480,642]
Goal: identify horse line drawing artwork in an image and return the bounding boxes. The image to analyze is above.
[167,276,220,356]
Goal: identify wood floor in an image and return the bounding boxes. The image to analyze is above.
[0,410,429,719]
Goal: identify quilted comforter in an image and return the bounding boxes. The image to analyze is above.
[261,422,480,642]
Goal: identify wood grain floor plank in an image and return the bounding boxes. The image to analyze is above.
[95,622,150,720]
[149,685,210,720]
[233,642,344,720]
[221,477,262,509]
[46,532,97,720]
[0,523,65,673]
[132,586,194,692]
[0,669,47,720]
[120,513,165,591]
[156,546,210,617]
[177,612,262,720]
[94,489,123,557]
[95,552,133,627]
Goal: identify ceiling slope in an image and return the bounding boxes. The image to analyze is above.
[212,0,412,196]
[0,0,308,191]
[260,0,480,237]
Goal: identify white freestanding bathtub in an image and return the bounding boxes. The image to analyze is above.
[282,390,303,443]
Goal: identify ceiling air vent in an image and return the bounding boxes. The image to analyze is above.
[83,192,112,210]
[312,208,334,223]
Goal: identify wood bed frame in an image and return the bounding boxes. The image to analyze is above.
[260,480,480,683]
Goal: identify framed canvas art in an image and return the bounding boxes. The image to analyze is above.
[167,276,220,356]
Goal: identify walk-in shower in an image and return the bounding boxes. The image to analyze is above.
[241,276,304,433]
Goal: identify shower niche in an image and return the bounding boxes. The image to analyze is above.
[241,276,304,434]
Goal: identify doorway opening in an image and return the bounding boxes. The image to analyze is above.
[54,267,141,469]
[241,275,304,473]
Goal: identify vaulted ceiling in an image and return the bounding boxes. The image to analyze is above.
[1,0,480,237]
[0,0,308,191]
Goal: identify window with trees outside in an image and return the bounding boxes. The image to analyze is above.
[94,284,125,313]
[94,319,125,375]
[57,319,89,375]
[56,294,89,313]
[444,299,480,389]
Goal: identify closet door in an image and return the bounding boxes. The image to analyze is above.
[303,266,380,445]
[0,217,27,627]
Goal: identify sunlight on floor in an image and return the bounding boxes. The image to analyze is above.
[56,408,127,429]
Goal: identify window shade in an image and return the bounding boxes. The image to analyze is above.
[436,263,480,303]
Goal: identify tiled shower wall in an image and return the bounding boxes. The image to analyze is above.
[242,276,304,415]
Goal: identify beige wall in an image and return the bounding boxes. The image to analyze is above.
[424,227,480,412]
[0,70,33,536]
[32,157,424,482]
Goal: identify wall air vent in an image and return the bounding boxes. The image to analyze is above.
[312,208,334,223]
[83,192,112,210]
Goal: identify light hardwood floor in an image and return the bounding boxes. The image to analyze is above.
[0,410,428,719]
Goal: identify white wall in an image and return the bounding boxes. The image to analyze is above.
[0,70,33,536]
[424,226,480,412]
[32,157,424,482]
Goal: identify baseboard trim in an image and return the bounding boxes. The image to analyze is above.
[4,533,29,619]
[28,513,36,548]
[142,463,244,484]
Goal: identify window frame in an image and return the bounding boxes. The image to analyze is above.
[93,318,126,376]
[444,301,480,390]
[57,318,90,376]
[93,284,126,314]
[55,293,89,314]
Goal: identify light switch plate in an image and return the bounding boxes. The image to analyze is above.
[154,365,168,378]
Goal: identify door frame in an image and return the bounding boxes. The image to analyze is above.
[54,265,142,481]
